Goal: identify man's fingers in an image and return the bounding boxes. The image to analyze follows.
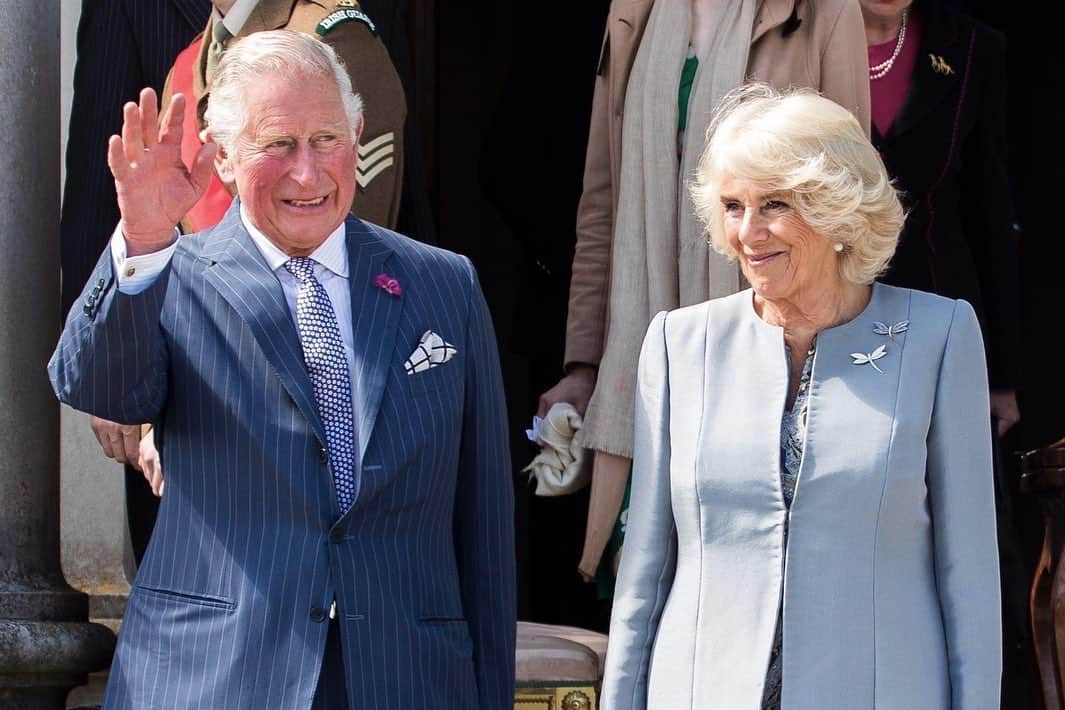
[189,142,218,194]
[159,92,186,147]
[150,465,165,497]
[96,432,117,460]
[123,427,142,471]
[122,101,144,164]
[140,87,160,149]
[107,135,132,181]
[142,455,164,497]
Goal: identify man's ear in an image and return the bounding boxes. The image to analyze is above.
[352,115,365,148]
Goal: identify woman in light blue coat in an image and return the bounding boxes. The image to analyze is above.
[601,85,1001,710]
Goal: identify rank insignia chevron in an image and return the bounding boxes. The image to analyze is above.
[356,132,395,189]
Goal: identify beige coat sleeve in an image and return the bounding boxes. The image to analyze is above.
[564,30,615,370]
[818,0,871,137]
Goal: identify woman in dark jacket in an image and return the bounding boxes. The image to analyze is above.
[861,0,1021,433]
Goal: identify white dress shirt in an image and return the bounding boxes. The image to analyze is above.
[110,209,358,411]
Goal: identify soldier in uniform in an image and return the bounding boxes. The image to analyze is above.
[162,0,409,232]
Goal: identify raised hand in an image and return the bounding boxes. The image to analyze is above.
[107,88,217,255]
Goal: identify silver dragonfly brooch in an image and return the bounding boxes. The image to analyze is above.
[851,344,888,373]
[873,320,909,341]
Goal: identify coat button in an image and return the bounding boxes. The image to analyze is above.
[329,528,345,544]
[310,607,327,623]
[319,447,329,463]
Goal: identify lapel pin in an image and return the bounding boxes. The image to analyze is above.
[929,54,954,75]
[372,273,402,297]
[873,320,909,341]
[851,344,888,373]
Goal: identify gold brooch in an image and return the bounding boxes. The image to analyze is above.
[929,54,954,75]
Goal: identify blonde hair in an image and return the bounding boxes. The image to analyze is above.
[205,30,364,155]
[691,84,904,285]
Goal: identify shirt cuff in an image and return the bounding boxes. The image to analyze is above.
[110,224,179,294]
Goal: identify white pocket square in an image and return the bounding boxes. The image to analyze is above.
[404,330,457,375]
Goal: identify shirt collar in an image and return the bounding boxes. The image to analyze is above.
[214,0,258,37]
[240,202,349,278]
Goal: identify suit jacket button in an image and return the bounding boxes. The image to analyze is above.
[310,607,327,623]
[319,447,329,463]
[329,528,345,544]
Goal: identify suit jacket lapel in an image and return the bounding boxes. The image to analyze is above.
[883,5,969,141]
[202,205,328,448]
[344,217,405,462]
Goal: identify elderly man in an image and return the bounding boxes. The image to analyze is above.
[88,0,426,546]
[50,30,515,709]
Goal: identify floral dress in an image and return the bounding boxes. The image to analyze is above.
[761,342,815,709]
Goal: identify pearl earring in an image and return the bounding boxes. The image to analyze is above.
[834,243,844,253]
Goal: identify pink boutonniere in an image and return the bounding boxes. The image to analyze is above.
[373,273,402,296]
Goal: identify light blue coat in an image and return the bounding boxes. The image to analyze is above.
[602,284,1001,710]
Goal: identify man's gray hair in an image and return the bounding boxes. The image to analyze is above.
[205,29,364,154]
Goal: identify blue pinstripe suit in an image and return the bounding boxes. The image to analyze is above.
[49,206,516,709]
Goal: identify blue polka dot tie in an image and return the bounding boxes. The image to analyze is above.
[284,257,356,512]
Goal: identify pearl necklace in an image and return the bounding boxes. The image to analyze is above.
[869,9,909,81]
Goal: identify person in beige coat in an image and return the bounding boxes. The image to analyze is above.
[537,0,871,585]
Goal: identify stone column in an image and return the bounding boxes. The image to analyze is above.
[0,1,116,707]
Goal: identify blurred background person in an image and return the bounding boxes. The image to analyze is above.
[537,0,871,602]
[160,0,431,239]
[858,1,1032,704]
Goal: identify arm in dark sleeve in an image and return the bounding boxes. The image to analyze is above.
[959,25,1022,389]
[60,0,144,314]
